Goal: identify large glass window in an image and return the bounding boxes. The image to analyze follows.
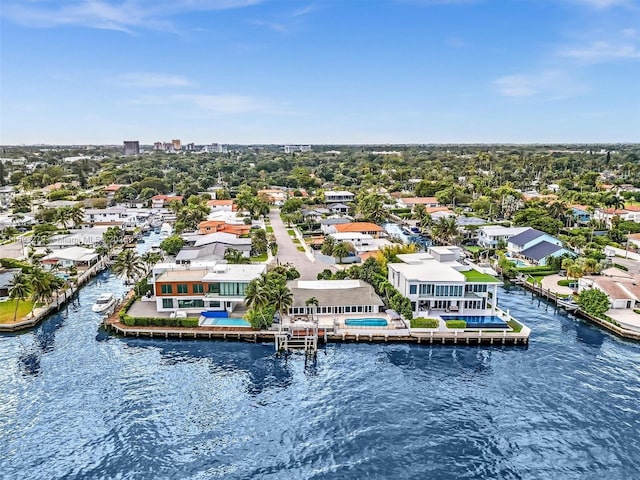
[208,283,220,294]
[162,298,173,308]
[178,299,204,309]
[177,284,188,294]
[193,284,204,294]
[409,285,417,295]
[161,284,172,294]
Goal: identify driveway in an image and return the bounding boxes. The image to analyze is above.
[269,209,333,280]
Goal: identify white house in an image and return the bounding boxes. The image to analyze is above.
[594,207,640,228]
[42,246,99,270]
[328,232,392,255]
[477,226,530,248]
[388,246,502,316]
[324,191,355,203]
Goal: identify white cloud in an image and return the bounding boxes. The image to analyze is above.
[494,70,588,99]
[112,72,193,88]
[2,0,263,32]
[559,40,640,62]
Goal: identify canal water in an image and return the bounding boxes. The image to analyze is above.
[1,243,640,478]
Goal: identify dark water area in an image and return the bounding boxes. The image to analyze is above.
[1,267,640,479]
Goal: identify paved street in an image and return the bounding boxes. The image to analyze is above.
[269,209,333,280]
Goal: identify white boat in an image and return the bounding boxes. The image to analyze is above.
[92,293,116,313]
[159,223,172,239]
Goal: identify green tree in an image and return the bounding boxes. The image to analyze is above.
[112,249,146,284]
[577,288,610,319]
[8,273,32,322]
[332,241,353,263]
[160,234,184,256]
[224,248,251,264]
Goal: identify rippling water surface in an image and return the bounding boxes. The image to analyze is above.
[2,265,640,479]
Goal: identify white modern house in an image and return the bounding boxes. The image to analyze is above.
[388,246,503,317]
[150,261,267,315]
[42,246,100,270]
[327,232,392,256]
[477,226,530,248]
[178,232,252,262]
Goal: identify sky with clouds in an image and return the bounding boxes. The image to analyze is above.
[1,0,639,145]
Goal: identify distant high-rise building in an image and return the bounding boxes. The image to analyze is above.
[153,141,164,151]
[172,139,181,151]
[123,141,140,156]
[283,145,311,154]
[202,143,227,154]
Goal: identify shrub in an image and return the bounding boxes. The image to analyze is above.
[180,318,199,327]
[411,317,439,328]
[445,320,467,329]
[557,279,574,287]
[613,263,629,271]
[577,288,610,319]
[122,315,135,326]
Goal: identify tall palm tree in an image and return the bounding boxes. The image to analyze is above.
[244,273,271,309]
[8,273,32,322]
[29,267,55,318]
[271,282,293,323]
[141,251,162,272]
[57,207,72,229]
[70,206,85,228]
[112,249,145,284]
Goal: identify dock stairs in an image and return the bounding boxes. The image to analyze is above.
[275,321,319,356]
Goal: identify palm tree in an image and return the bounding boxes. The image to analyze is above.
[224,248,250,264]
[305,296,319,320]
[245,273,271,309]
[332,241,352,264]
[112,249,145,284]
[141,251,162,272]
[29,267,55,317]
[271,282,293,323]
[8,273,32,322]
[70,206,85,228]
[57,207,72,229]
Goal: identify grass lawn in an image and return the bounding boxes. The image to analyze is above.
[464,246,481,253]
[526,276,544,285]
[296,246,305,252]
[0,299,36,324]
[508,319,523,333]
[292,238,300,244]
[411,317,439,328]
[251,253,268,262]
[266,226,273,233]
[287,229,295,236]
[461,269,501,283]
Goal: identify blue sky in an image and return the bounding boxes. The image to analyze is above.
[1,0,639,145]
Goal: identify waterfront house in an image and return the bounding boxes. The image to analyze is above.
[328,232,392,258]
[506,228,572,266]
[288,279,385,318]
[0,268,21,299]
[48,227,109,250]
[42,246,99,271]
[150,262,266,315]
[388,246,502,316]
[578,274,640,310]
[477,226,530,248]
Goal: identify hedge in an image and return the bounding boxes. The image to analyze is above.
[613,263,629,272]
[516,266,558,274]
[121,315,200,328]
[446,320,467,329]
[411,317,439,328]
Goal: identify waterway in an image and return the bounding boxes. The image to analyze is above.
[1,243,640,478]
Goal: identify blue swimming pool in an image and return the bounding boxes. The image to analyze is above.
[345,318,388,327]
[441,315,508,329]
[208,318,251,327]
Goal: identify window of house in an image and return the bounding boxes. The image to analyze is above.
[161,284,172,294]
[162,298,173,308]
[409,285,417,295]
[177,284,188,294]
[193,284,204,294]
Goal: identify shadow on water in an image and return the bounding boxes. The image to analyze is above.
[121,337,295,395]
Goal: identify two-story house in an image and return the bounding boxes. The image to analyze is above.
[506,228,572,266]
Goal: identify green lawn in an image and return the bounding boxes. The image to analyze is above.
[287,229,295,236]
[508,319,523,333]
[411,317,439,328]
[296,246,305,252]
[251,253,268,262]
[461,269,501,283]
[464,246,481,253]
[266,226,273,233]
[0,299,37,324]
[526,275,544,285]
[292,238,300,244]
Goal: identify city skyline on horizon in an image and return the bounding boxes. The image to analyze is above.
[1,0,639,145]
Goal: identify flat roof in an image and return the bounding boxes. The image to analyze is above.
[155,269,208,283]
[202,264,266,282]
[389,261,465,282]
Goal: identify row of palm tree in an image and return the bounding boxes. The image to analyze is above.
[245,271,293,326]
[8,267,66,322]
